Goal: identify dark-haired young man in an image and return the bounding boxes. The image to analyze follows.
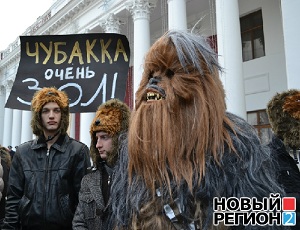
[3,87,91,230]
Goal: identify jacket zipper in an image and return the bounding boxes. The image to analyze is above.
[44,148,50,227]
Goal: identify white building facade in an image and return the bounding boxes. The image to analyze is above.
[0,0,299,148]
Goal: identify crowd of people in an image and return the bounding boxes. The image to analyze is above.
[0,30,298,229]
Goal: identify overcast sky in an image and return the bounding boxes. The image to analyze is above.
[0,0,54,51]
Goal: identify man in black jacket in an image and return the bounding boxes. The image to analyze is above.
[267,89,300,229]
[3,87,91,230]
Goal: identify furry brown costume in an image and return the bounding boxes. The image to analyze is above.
[106,30,286,230]
[129,30,233,193]
[31,87,69,137]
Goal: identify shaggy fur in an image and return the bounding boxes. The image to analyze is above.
[90,99,131,167]
[267,89,300,149]
[30,87,69,136]
[0,147,11,168]
[105,30,286,229]
[129,30,234,193]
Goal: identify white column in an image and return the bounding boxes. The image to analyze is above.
[216,0,246,119]
[21,111,32,143]
[167,0,187,30]
[100,13,123,33]
[11,110,22,147]
[127,0,157,102]
[80,113,95,147]
[69,113,76,139]
[2,80,14,148]
[281,0,300,89]
[0,86,6,144]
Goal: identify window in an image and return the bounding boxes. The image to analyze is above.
[247,110,272,145]
[240,10,265,62]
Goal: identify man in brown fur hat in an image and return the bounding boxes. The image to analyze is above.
[267,89,300,229]
[73,98,131,230]
[3,87,91,230]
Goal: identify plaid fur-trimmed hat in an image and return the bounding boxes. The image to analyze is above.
[30,87,70,137]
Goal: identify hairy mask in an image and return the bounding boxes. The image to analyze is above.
[128,30,235,193]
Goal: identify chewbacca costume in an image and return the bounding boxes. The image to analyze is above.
[267,89,300,229]
[104,31,286,230]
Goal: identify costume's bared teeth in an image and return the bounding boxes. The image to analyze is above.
[146,92,162,101]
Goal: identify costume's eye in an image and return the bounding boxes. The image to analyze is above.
[166,69,174,78]
[148,72,154,81]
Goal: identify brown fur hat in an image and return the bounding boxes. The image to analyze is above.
[267,89,300,148]
[0,146,11,168]
[31,87,70,137]
[90,98,130,167]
